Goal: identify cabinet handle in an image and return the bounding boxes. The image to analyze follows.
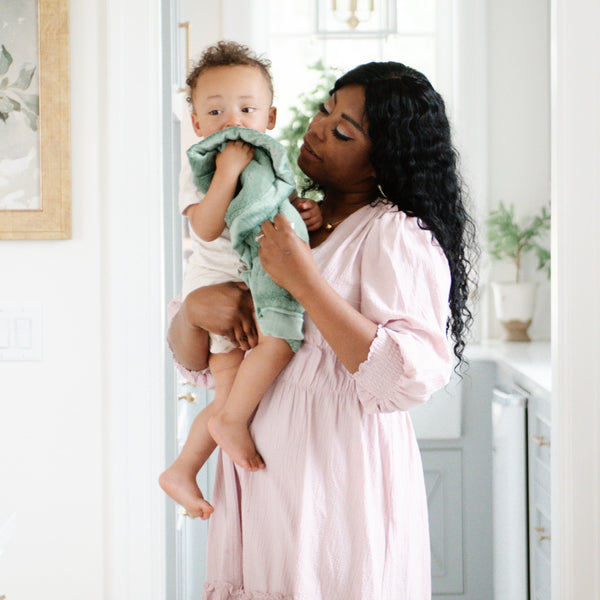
[533,526,551,541]
[532,435,551,447]
[178,392,197,403]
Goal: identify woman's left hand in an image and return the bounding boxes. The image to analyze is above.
[257,213,321,300]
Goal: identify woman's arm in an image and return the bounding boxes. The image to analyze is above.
[186,141,254,241]
[258,214,377,373]
[297,276,378,373]
[259,211,453,411]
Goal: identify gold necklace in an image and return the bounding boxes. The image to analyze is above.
[321,201,372,232]
[323,216,347,232]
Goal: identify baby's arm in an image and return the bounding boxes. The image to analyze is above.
[292,195,323,232]
[186,140,254,241]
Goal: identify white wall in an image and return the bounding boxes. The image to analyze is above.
[487,0,551,340]
[0,1,166,598]
[0,1,104,597]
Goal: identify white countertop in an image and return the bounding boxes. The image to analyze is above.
[466,340,551,393]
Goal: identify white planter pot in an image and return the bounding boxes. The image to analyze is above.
[491,281,538,341]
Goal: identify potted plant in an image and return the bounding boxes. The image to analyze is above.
[486,202,550,341]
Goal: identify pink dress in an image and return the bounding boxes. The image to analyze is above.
[173,202,453,600]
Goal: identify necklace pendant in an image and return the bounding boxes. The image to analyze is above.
[324,222,334,231]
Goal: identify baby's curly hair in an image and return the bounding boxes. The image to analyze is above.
[186,40,274,107]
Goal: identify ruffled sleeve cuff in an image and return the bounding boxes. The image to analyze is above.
[351,324,451,413]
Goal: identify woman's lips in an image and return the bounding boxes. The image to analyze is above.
[300,139,321,160]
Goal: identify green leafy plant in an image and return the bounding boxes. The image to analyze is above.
[486,202,551,282]
[277,61,339,194]
[0,45,39,131]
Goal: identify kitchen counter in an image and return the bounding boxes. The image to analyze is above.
[466,340,551,393]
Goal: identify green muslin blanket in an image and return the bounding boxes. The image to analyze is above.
[187,126,308,352]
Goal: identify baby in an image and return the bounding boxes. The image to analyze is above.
[160,41,322,519]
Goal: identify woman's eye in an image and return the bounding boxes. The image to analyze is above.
[318,102,330,115]
[332,129,352,141]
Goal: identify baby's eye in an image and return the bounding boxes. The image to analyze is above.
[242,107,257,113]
[208,109,222,116]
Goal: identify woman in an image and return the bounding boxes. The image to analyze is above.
[168,61,476,600]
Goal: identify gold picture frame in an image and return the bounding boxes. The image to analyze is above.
[0,0,71,239]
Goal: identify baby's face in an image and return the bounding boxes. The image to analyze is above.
[190,65,276,138]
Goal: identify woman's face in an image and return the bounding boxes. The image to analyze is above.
[298,84,376,194]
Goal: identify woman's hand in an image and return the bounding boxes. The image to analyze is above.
[257,214,322,301]
[184,282,257,351]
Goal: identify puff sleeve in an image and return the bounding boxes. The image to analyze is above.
[351,211,453,413]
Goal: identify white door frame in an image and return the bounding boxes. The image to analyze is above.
[101,0,167,598]
[100,1,600,598]
[551,0,600,597]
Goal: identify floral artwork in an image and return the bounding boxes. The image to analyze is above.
[0,0,41,210]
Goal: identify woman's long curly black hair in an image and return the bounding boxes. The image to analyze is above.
[332,62,478,368]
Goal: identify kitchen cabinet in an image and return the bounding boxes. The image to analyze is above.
[418,342,551,600]
[527,390,552,600]
[174,382,215,599]
[421,448,464,593]
[418,360,496,599]
[484,343,552,600]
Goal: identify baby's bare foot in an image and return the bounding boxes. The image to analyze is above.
[208,414,265,472]
[159,463,214,520]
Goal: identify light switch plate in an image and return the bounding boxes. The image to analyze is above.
[0,305,42,361]
[0,318,9,348]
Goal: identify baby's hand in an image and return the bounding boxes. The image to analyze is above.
[216,140,254,179]
[292,196,323,232]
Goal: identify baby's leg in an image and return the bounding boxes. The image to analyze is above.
[159,349,244,518]
[208,334,294,472]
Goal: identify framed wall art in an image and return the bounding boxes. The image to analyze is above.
[0,0,71,239]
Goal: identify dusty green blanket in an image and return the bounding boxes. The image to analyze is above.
[187,126,308,351]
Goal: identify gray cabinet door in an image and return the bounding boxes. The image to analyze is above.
[422,449,464,594]
[419,359,495,600]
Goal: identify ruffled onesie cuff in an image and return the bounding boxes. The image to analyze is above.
[166,296,215,390]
